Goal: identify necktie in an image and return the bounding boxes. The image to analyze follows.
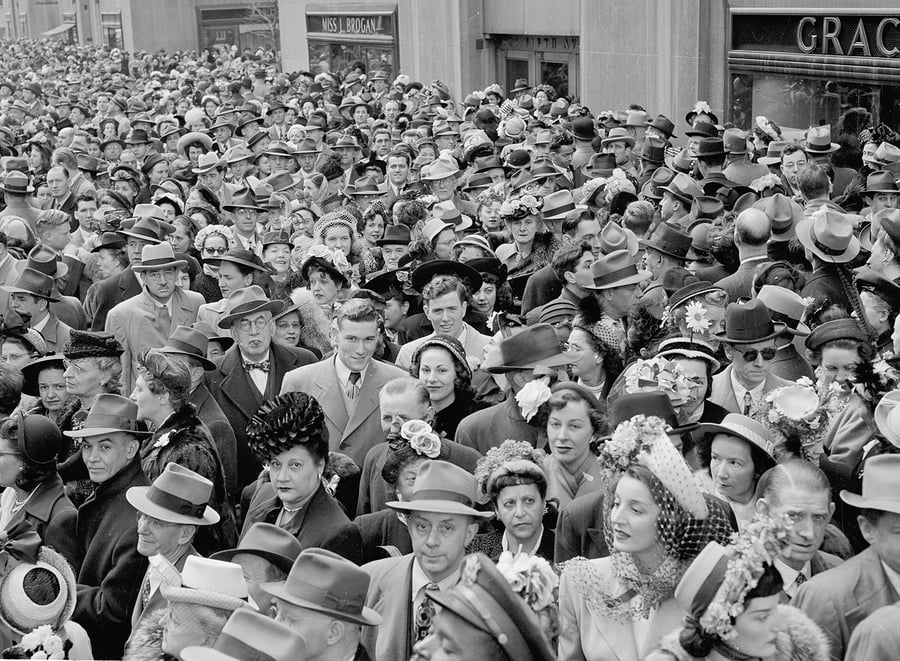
[794,572,807,589]
[414,583,439,641]
[347,371,361,399]
[243,360,271,373]
[158,304,171,337]
[743,390,753,415]
[140,572,152,608]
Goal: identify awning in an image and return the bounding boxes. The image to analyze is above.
[42,23,74,37]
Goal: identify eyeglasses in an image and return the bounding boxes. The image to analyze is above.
[0,353,28,364]
[740,347,777,362]
[203,246,228,255]
[62,358,89,372]
[234,317,269,332]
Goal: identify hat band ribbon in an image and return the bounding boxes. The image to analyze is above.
[812,234,846,256]
[768,310,800,329]
[688,553,731,616]
[806,143,832,153]
[145,485,207,519]
[771,220,792,234]
[725,322,776,341]
[285,577,364,616]
[546,201,576,216]
[82,414,144,433]
[165,339,203,356]
[661,340,715,358]
[125,228,158,240]
[410,489,475,508]
[213,633,277,661]
[592,265,639,288]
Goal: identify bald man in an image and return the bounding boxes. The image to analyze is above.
[715,208,772,302]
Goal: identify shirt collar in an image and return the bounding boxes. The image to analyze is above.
[729,366,766,401]
[239,349,270,365]
[412,558,461,599]
[881,559,900,597]
[501,527,544,556]
[334,354,367,388]
[774,557,811,598]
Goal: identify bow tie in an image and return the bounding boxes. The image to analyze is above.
[243,360,271,373]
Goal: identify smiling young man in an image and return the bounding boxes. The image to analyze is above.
[361,460,493,661]
[65,393,151,660]
[105,242,204,393]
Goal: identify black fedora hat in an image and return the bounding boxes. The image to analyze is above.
[714,299,786,344]
[486,323,573,374]
[639,221,692,261]
[649,114,677,139]
[159,325,217,371]
[607,391,698,436]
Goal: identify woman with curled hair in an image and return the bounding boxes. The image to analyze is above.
[543,382,606,508]
[497,193,561,285]
[471,439,556,562]
[646,518,829,661]
[0,413,78,568]
[131,347,237,554]
[409,335,476,439]
[241,392,362,564]
[559,413,735,661]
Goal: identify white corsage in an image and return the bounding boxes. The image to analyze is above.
[515,375,552,422]
[400,420,442,458]
[152,431,172,449]
[496,551,559,611]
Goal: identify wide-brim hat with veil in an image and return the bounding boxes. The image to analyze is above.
[560,414,735,623]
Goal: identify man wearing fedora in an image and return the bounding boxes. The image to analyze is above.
[86,212,173,330]
[211,522,302,614]
[180,609,309,661]
[361,460,491,660]
[860,170,899,220]
[124,463,216,636]
[723,128,768,186]
[194,152,239,208]
[209,286,316,492]
[160,325,239,498]
[710,300,792,416]
[66,393,151,659]
[856,269,900,357]
[280,299,406,480]
[638,221,691,318]
[223,186,265,257]
[456,323,573,454]
[715,207,772,303]
[265,548,382,661]
[794,454,900,661]
[797,207,861,312]
[804,124,858,197]
[756,285,814,381]
[0,171,41,231]
[660,172,703,227]
[105,242,204,392]
[2,266,72,353]
[601,128,637,178]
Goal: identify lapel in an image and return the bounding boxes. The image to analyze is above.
[344,360,381,439]
[219,349,264,420]
[374,557,414,661]
[119,268,140,297]
[171,289,196,327]
[313,356,349,436]
[39,314,60,346]
[267,343,298,400]
[712,366,740,413]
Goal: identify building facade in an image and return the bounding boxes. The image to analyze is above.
[280,0,900,147]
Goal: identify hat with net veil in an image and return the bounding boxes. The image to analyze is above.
[562,414,734,623]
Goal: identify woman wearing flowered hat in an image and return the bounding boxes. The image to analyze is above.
[496,193,561,299]
[646,517,829,661]
[558,414,733,661]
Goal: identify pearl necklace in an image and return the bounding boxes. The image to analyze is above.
[282,503,302,513]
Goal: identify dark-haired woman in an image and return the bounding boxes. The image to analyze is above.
[409,335,477,439]
[131,348,237,554]
[0,414,78,568]
[241,392,362,564]
[543,382,606,508]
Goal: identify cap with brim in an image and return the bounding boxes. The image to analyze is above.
[218,286,284,329]
[132,244,188,272]
[755,285,810,337]
[211,523,302,575]
[668,281,725,311]
[656,336,721,372]
[804,318,869,352]
[839,454,900,514]
[193,321,234,351]
[300,255,349,288]
[91,232,127,253]
[713,299,786,344]
[601,391,699,439]
[697,413,776,468]
[874,391,900,449]
[21,354,65,397]
[160,335,217,371]
[386,460,493,518]
[486,323,574,374]
[64,394,151,438]
[411,259,482,293]
[581,250,651,291]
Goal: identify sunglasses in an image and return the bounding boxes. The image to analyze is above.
[739,346,777,362]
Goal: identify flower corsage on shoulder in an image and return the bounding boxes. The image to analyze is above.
[398,419,442,459]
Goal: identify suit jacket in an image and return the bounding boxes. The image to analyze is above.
[128,547,197,630]
[356,507,413,560]
[280,355,407,468]
[558,556,685,661]
[356,438,482,516]
[770,343,814,382]
[242,482,362,564]
[800,265,846,309]
[845,603,900,660]
[793,547,899,661]
[87,267,142,330]
[394,323,492,371]
[710,365,792,414]
[35,312,72,353]
[105,287,204,393]
[210,342,317,491]
[362,555,415,661]
[0,252,20,318]
[72,459,149,660]
[520,263,562,314]
[51,294,87,330]
[455,395,541,455]
[714,256,769,303]
[191,383,239,499]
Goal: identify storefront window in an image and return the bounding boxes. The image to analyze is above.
[495,35,578,100]
[308,41,393,79]
[730,72,893,135]
[541,60,570,99]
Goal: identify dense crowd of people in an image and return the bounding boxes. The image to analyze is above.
[0,35,894,660]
